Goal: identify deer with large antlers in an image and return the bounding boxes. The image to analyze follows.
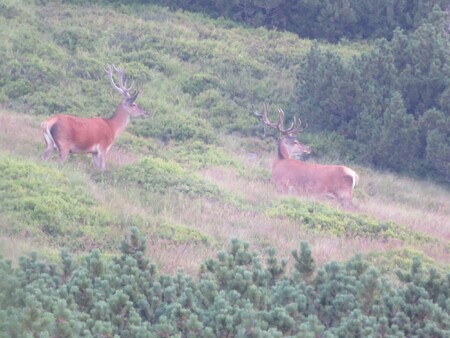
[254,104,359,208]
[41,65,148,170]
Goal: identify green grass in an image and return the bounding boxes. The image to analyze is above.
[99,156,224,198]
[0,156,113,250]
[366,247,450,277]
[152,220,211,245]
[164,140,244,172]
[0,1,358,137]
[267,198,430,243]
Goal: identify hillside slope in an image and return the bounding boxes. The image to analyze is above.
[0,1,449,275]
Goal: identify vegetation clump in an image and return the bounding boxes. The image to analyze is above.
[149,0,447,42]
[268,198,429,242]
[102,156,223,198]
[0,157,113,250]
[1,228,449,337]
[165,140,244,171]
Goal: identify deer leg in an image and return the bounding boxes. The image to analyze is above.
[92,153,100,168]
[42,132,57,160]
[42,144,55,160]
[57,146,70,163]
[93,151,106,170]
[337,190,356,210]
[99,155,106,170]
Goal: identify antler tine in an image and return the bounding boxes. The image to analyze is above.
[105,64,134,99]
[277,108,302,135]
[252,103,265,119]
[105,64,123,96]
[254,103,280,129]
[118,68,134,94]
[276,107,286,131]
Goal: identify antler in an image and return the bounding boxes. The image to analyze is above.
[277,108,301,135]
[105,64,138,102]
[253,103,279,128]
[254,104,302,136]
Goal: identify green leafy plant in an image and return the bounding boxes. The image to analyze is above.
[267,198,428,242]
[0,157,113,249]
[165,140,244,171]
[101,156,223,198]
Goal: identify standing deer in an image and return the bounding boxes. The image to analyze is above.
[254,104,359,208]
[41,65,148,170]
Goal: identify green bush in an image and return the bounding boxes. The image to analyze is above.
[133,110,217,144]
[53,27,94,53]
[267,198,429,242]
[181,73,216,96]
[153,220,211,244]
[165,140,244,171]
[102,156,223,198]
[0,157,113,249]
[1,228,449,337]
[0,1,20,19]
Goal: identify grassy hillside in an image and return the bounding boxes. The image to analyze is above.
[0,0,449,276]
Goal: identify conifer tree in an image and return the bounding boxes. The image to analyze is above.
[377,92,420,171]
[292,241,315,281]
[2,230,450,336]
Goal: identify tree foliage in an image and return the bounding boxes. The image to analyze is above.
[128,0,449,42]
[1,228,450,337]
[296,15,450,181]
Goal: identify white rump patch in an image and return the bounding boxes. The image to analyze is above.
[343,167,359,189]
[43,124,58,149]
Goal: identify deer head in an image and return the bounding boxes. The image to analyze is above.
[254,104,311,159]
[105,64,148,118]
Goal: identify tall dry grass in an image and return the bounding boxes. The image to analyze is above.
[1,109,449,275]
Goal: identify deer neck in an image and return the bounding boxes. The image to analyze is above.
[277,140,291,160]
[107,105,130,137]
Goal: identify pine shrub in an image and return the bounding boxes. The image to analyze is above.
[1,228,449,337]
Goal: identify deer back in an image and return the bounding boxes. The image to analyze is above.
[41,64,148,170]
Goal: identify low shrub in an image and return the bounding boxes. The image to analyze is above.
[1,228,449,337]
[101,156,223,198]
[153,220,211,244]
[267,198,429,242]
[133,111,217,144]
[0,157,113,250]
[165,140,244,171]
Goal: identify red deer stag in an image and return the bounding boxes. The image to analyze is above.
[254,104,359,208]
[41,65,148,170]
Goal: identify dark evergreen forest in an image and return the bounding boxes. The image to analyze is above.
[148,0,449,42]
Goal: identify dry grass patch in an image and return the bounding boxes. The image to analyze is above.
[146,238,217,276]
[358,169,450,242]
[361,201,450,242]
[0,235,60,265]
[0,109,42,158]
